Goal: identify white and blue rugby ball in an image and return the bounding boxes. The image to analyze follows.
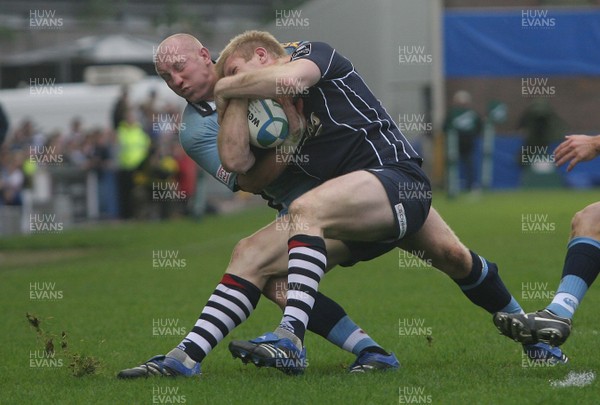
[247,99,289,148]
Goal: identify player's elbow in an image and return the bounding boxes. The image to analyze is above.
[221,153,255,175]
[221,158,249,174]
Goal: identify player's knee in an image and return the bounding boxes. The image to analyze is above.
[228,236,262,276]
[288,194,321,223]
[571,202,600,239]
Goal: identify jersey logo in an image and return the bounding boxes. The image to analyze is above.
[306,112,323,138]
[216,165,232,185]
[291,43,312,60]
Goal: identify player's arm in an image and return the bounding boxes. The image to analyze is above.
[217,98,255,173]
[216,97,288,191]
[554,134,600,172]
[214,59,321,120]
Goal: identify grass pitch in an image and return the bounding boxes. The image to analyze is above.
[1,190,599,404]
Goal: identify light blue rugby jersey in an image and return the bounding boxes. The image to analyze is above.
[178,101,320,214]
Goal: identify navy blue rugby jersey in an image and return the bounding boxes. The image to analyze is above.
[285,41,422,181]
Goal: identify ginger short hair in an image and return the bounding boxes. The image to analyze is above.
[215,30,286,78]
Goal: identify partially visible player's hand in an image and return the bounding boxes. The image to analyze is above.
[554,134,600,172]
[277,96,306,147]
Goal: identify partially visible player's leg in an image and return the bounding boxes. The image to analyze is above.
[118,219,394,378]
[495,202,600,347]
[398,207,568,363]
[262,277,389,355]
[397,207,523,315]
[274,166,429,356]
[225,220,393,369]
[546,202,600,320]
[230,169,408,374]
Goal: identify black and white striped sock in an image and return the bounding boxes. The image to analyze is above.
[278,234,327,346]
[177,273,260,363]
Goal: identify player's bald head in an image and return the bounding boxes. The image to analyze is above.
[154,33,217,103]
[158,33,204,54]
[154,33,205,72]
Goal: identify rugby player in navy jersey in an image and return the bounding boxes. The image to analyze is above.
[117,33,565,379]
[118,33,400,378]
[214,30,567,373]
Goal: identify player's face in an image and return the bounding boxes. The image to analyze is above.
[157,47,214,103]
[222,50,273,77]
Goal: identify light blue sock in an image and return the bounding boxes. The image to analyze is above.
[326,316,381,355]
[498,296,524,314]
[544,237,600,319]
[547,275,588,319]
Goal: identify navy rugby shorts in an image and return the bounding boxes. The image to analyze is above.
[340,160,431,267]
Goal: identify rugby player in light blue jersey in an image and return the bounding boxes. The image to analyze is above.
[118,33,399,378]
[495,134,600,347]
[215,30,567,373]
[117,33,565,379]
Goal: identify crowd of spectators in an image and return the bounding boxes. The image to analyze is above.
[0,88,205,221]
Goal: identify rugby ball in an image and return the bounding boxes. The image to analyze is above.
[247,99,289,148]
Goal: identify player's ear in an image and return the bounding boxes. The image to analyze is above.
[255,47,268,63]
[199,47,212,63]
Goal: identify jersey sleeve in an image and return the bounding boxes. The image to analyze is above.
[289,41,352,81]
[179,104,238,191]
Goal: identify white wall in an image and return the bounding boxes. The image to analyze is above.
[264,0,443,144]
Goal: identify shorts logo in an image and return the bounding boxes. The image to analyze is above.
[216,165,232,185]
[291,43,312,60]
[395,202,407,239]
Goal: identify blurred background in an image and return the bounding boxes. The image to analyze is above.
[0,0,599,236]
